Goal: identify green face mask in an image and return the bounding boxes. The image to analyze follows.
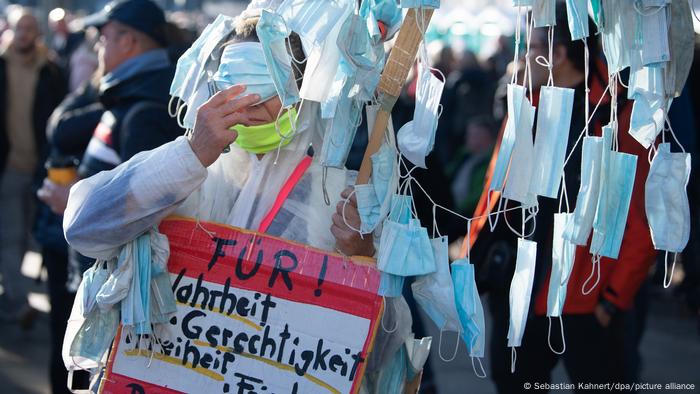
[231,108,297,154]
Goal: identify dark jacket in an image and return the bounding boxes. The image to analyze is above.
[0,56,67,177]
[79,57,183,178]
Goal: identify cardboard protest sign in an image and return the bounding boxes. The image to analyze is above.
[101,217,383,394]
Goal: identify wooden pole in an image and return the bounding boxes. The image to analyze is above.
[356,8,433,185]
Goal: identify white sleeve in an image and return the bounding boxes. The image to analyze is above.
[63,136,208,260]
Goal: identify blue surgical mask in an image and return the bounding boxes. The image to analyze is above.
[490,84,526,192]
[170,15,234,99]
[645,143,691,253]
[318,89,362,168]
[337,13,384,102]
[357,142,398,233]
[121,234,152,334]
[547,213,576,318]
[69,304,119,364]
[564,136,604,245]
[638,2,670,66]
[377,217,436,276]
[376,345,408,393]
[507,238,537,349]
[590,144,638,260]
[277,0,347,49]
[533,0,556,28]
[397,56,444,169]
[503,96,537,207]
[401,0,440,8]
[600,0,636,73]
[356,184,381,233]
[212,42,279,104]
[565,0,589,41]
[81,261,111,316]
[378,272,405,297]
[412,236,462,332]
[530,86,575,199]
[360,0,403,43]
[451,258,486,358]
[389,194,413,222]
[256,10,300,107]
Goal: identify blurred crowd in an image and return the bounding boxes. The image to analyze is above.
[0,1,698,394]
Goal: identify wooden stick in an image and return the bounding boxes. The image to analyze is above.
[356,8,434,185]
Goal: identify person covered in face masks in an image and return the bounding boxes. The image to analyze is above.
[63,14,373,262]
[470,6,657,393]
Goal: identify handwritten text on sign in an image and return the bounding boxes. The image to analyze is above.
[101,218,383,394]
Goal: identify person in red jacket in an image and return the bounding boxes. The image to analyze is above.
[466,9,656,394]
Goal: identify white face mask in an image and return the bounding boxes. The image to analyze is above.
[507,238,537,350]
[529,86,576,199]
[532,0,556,28]
[502,98,537,208]
[397,47,445,169]
[628,64,671,149]
[564,136,604,245]
[547,213,576,318]
[490,84,527,193]
[645,143,691,253]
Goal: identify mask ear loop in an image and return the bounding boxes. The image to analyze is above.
[168,96,181,118]
[547,315,567,355]
[322,167,331,206]
[380,297,399,333]
[437,330,461,362]
[581,254,601,295]
[510,346,517,374]
[663,251,677,289]
[664,116,687,153]
[472,356,487,379]
[487,192,504,232]
[176,103,188,130]
[510,5,523,86]
[633,1,666,16]
[341,188,366,238]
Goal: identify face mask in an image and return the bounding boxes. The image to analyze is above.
[490,84,527,192]
[547,213,576,318]
[170,15,234,99]
[665,0,694,98]
[357,142,398,233]
[212,42,279,104]
[360,0,403,43]
[507,238,537,349]
[590,147,638,260]
[69,305,119,365]
[628,64,669,149]
[397,56,444,169]
[389,193,415,224]
[529,86,575,199]
[319,92,362,168]
[337,13,384,102]
[565,0,589,41]
[405,335,432,382]
[401,0,440,8]
[451,258,486,359]
[376,345,408,394]
[231,108,297,154]
[299,7,349,103]
[378,272,405,297]
[81,261,112,316]
[533,0,556,28]
[637,2,670,66]
[412,237,462,333]
[645,143,691,252]
[502,98,537,207]
[255,11,300,107]
[377,218,437,276]
[564,136,604,245]
[601,0,636,73]
[277,0,347,49]
[182,80,213,129]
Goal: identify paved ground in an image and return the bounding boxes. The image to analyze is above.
[1,252,699,394]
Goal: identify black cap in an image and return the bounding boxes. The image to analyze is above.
[83,0,167,46]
